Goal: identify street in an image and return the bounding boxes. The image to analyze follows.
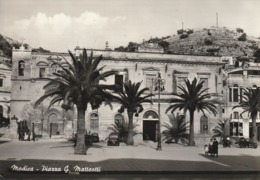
[0,138,259,179]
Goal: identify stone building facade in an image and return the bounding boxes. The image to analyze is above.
[223,57,260,141]
[0,53,11,126]
[9,45,225,142]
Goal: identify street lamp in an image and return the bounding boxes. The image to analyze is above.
[154,72,165,151]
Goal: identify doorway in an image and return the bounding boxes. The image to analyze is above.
[143,120,158,142]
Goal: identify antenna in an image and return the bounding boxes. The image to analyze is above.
[216,12,218,28]
[182,22,184,30]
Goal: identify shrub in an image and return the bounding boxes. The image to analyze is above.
[186,29,194,34]
[238,33,247,41]
[236,28,244,33]
[177,29,185,35]
[180,32,189,39]
[204,38,213,45]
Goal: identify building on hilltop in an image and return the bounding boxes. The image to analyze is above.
[9,43,226,143]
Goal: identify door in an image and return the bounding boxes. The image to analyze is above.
[50,123,59,135]
[143,120,158,142]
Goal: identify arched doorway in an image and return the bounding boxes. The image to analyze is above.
[142,110,159,142]
[48,113,64,137]
[200,115,208,134]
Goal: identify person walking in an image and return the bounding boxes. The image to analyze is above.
[213,138,219,158]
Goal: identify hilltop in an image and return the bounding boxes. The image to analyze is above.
[114,26,260,62]
[166,27,260,59]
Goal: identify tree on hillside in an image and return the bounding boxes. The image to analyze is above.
[166,78,217,146]
[113,80,153,145]
[233,87,260,144]
[34,49,118,154]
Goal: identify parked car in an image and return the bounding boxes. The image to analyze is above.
[238,137,257,148]
[73,133,93,146]
[223,137,231,148]
[107,133,120,146]
[91,133,99,143]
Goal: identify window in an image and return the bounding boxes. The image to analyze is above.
[230,112,240,119]
[200,115,208,134]
[51,64,57,74]
[177,77,187,93]
[115,74,123,91]
[39,68,46,78]
[18,61,25,76]
[0,79,3,87]
[230,122,243,136]
[90,113,99,133]
[199,78,208,93]
[146,74,157,91]
[114,114,124,124]
[229,84,239,102]
[233,112,239,119]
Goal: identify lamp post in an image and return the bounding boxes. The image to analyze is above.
[154,72,165,151]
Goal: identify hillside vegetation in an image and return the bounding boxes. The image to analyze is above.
[166,27,260,59]
[0,34,50,59]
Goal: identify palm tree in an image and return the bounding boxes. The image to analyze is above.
[34,49,118,154]
[212,118,229,142]
[107,118,139,143]
[233,87,260,143]
[162,113,189,144]
[166,78,217,146]
[113,80,153,145]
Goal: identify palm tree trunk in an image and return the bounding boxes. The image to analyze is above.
[74,107,86,155]
[189,110,195,146]
[252,113,257,143]
[127,111,134,145]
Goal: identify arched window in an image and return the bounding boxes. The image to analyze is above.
[143,110,159,119]
[200,115,208,134]
[229,84,239,102]
[18,60,25,76]
[90,113,99,133]
[114,113,124,124]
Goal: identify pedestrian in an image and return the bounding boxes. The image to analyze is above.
[204,144,209,156]
[208,138,214,157]
[213,138,219,158]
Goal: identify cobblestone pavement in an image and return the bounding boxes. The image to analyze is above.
[0,138,259,179]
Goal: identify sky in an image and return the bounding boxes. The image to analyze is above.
[0,0,259,52]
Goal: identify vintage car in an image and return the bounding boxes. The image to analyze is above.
[238,137,257,148]
[107,133,120,146]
